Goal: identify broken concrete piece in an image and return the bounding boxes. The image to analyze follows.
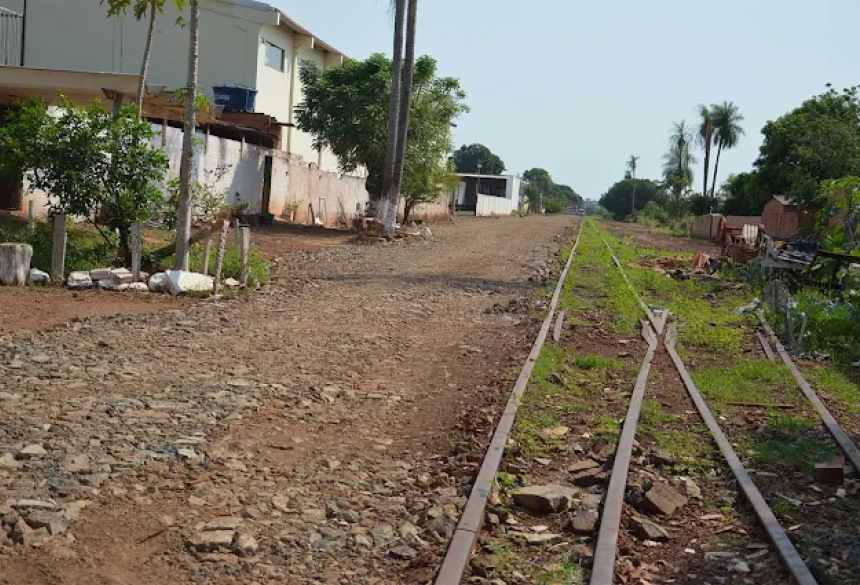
[126,282,149,293]
[89,268,113,281]
[148,272,169,293]
[67,271,93,290]
[232,533,258,557]
[520,532,562,545]
[642,483,688,516]
[97,277,120,291]
[17,444,47,459]
[0,243,33,286]
[110,268,134,284]
[28,268,50,285]
[511,485,579,514]
[25,511,68,535]
[568,508,599,534]
[632,517,669,541]
[166,270,214,296]
[225,277,240,288]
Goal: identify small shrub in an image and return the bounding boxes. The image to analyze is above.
[185,241,270,288]
[0,220,115,275]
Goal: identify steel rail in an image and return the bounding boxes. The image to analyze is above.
[758,313,860,473]
[596,225,818,585]
[589,320,658,585]
[434,220,585,585]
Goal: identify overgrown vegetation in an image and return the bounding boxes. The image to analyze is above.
[0,220,115,274]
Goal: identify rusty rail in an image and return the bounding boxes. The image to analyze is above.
[589,320,658,585]
[595,225,819,585]
[758,314,860,473]
[434,220,585,585]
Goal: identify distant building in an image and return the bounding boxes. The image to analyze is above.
[453,173,523,216]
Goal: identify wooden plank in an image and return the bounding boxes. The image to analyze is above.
[131,223,142,282]
[50,213,67,282]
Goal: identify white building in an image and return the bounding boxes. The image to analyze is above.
[454,173,523,216]
[0,0,345,173]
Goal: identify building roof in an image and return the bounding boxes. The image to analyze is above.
[772,195,793,206]
[457,173,516,180]
[221,0,345,57]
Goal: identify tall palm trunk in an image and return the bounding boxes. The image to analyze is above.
[174,0,199,271]
[136,1,157,114]
[709,141,724,201]
[702,135,711,203]
[379,0,406,236]
[387,0,417,231]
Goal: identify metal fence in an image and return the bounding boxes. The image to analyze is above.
[0,7,22,67]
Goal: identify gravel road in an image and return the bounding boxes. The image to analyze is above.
[0,215,575,585]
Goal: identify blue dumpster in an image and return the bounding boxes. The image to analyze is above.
[212,85,258,112]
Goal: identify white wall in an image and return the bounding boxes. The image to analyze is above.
[476,194,516,217]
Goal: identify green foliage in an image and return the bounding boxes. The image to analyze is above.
[599,178,669,221]
[451,143,505,175]
[164,165,231,229]
[102,0,184,20]
[790,288,860,363]
[0,221,115,274]
[296,54,467,200]
[754,85,860,211]
[719,172,770,215]
[543,198,564,214]
[748,414,838,470]
[0,97,168,265]
[184,241,270,288]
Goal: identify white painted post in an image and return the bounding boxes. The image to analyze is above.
[239,226,250,288]
[213,220,229,296]
[50,214,67,283]
[201,232,212,276]
[131,223,142,281]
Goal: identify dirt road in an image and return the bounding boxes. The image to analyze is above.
[0,215,575,585]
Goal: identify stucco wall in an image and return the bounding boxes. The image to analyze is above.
[284,158,369,227]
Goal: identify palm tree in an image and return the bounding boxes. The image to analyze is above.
[626,155,639,217]
[102,0,184,113]
[696,104,714,205]
[709,101,745,200]
[174,0,199,270]
[389,0,418,227]
[662,120,696,215]
[379,0,406,237]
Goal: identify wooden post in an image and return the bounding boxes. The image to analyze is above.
[239,226,250,288]
[131,223,142,281]
[213,220,229,296]
[233,217,240,248]
[50,213,67,283]
[27,200,34,230]
[201,232,212,275]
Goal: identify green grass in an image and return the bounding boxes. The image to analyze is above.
[693,359,796,409]
[574,354,622,370]
[535,560,584,585]
[806,365,860,413]
[166,240,271,288]
[594,413,620,440]
[747,414,838,470]
[0,219,115,275]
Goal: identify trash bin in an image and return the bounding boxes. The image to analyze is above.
[212,85,258,112]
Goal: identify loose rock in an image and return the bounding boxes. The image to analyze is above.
[511,485,579,514]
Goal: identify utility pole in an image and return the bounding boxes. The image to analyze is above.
[628,155,640,219]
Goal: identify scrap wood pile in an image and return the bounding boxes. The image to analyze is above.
[631,252,717,279]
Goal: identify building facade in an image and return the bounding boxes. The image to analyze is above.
[0,0,345,173]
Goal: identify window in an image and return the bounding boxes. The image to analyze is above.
[264,41,285,71]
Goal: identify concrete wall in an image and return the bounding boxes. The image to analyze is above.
[476,194,516,217]
[283,157,369,227]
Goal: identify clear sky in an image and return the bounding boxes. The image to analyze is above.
[275,0,860,200]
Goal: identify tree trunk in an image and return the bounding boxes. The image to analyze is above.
[379,0,406,237]
[702,131,711,204]
[386,0,418,236]
[402,199,414,225]
[118,225,131,268]
[174,0,200,271]
[710,142,723,202]
[137,2,157,114]
[0,243,33,286]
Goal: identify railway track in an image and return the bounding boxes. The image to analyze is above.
[435,220,860,585]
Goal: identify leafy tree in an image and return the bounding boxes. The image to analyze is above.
[523,167,553,211]
[697,104,715,204]
[599,178,668,221]
[754,85,860,211]
[719,172,769,215]
[452,143,505,175]
[0,97,168,265]
[296,54,467,220]
[709,101,744,200]
[551,184,582,207]
[102,0,185,112]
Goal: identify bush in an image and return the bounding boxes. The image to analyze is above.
[544,199,565,214]
[186,241,270,288]
[0,220,115,275]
